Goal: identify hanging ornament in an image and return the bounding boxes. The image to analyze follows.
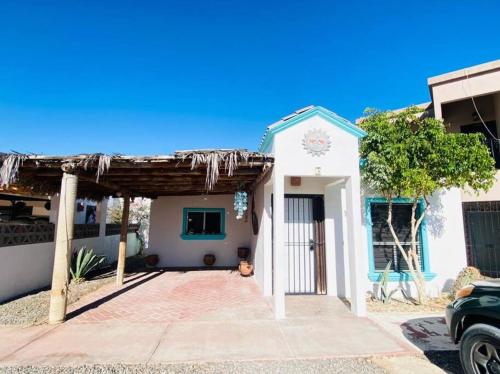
[234,191,248,220]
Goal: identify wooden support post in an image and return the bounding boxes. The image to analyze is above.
[48,168,78,324]
[116,195,130,286]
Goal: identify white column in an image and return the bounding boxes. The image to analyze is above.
[272,170,285,319]
[434,101,443,120]
[48,171,78,324]
[97,198,108,238]
[431,86,443,120]
[345,176,367,317]
[340,187,351,298]
[325,181,348,297]
[263,184,273,296]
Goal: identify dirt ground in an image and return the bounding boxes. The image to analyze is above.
[0,272,115,326]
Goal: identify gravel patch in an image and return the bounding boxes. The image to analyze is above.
[367,294,452,313]
[0,358,387,374]
[0,274,114,326]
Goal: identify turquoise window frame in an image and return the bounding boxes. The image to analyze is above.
[180,208,226,240]
[365,197,436,282]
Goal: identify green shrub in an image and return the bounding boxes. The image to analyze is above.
[70,247,105,283]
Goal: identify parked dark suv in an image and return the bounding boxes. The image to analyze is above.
[446,280,500,373]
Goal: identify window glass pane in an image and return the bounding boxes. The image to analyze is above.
[186,212,204,234]
[371,203,414,243]
[204,212,221,234]
[371,202,421,272]
[373,244,396,271]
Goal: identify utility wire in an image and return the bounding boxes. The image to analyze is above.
[463,69,500,141]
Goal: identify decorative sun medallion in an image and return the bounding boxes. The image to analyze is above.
[302,129,331,156]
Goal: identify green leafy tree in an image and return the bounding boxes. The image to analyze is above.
[360,107,495,304]
[107,197,151,253]
[108,199,124,224]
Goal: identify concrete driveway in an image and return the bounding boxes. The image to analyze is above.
[0,270,414,366]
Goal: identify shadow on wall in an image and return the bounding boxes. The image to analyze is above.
[372,277,456,299]
[370,277,423,300]
[427,190,446,238]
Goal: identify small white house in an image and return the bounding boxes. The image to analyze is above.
[0,105,468,320]
[147,105,467,318]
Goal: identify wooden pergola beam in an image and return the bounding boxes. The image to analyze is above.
[19,160,270,170]
[3,152,274,199]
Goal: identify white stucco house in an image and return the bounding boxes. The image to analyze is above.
[0,103,475,320]
[145,105,467,318]
[6,60,498,321]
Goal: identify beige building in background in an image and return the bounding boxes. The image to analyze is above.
[428,59,500,202]
[405,60,500,278]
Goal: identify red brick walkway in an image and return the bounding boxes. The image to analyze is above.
[0,271,415,366]
[67,270,273,323]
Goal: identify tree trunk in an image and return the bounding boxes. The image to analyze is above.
[386,197,426,304]
[410,199,428,304]
[116,195,130,286]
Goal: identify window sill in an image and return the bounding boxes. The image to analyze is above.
[367,272,436,282]
[180,233,226,241]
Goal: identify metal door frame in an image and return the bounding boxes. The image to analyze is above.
[284,194,327,295]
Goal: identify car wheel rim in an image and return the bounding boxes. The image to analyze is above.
[471,341,500,374]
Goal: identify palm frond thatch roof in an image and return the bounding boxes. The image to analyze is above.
[0,150,273,199]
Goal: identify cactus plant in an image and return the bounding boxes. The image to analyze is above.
[452,266,482,295]
[70,247,105,283]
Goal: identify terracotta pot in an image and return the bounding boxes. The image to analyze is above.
[204,254,216,266]
[145,254,159,267]
[237,247,250,259]
[239,260,253,277]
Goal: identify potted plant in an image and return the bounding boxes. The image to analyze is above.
[203,253,216,266]
[239,260,253,277]
[145,254,159,267]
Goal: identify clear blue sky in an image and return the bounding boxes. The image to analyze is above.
[1,1,499,155]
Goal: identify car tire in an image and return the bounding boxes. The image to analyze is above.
[460,323,500,374]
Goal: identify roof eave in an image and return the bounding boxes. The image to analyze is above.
[259,106,366,152]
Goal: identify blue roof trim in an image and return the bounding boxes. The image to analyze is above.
[258,106,367,153]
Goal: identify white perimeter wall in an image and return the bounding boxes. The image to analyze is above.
[0,233,140,303]
[149,195,252,267]
[250,174,273,295]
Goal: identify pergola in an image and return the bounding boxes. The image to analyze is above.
[0,150,273,323]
